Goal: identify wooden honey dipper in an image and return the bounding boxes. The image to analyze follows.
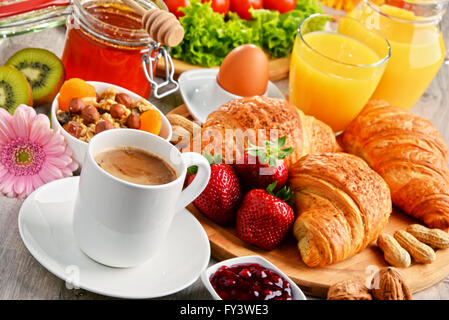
[122,0,185,47]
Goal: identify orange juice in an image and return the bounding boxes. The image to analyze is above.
[349,3,445,110]
[289,31,386,132]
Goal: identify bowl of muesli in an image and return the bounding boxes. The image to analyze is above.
[51,81,172,166]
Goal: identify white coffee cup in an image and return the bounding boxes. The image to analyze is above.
[73,129,211,268]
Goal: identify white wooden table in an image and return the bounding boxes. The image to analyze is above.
[0,21,448,299]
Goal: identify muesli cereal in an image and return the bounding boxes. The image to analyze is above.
[57,87,159,142]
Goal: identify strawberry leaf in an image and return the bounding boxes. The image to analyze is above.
[245,136,294,167]
[214,153,223,164]
[278,146,294,160]
[188,166,198,175]
[202,152,216,165]
[267,157,277,168]
[266,182,278,195]
[276,135,287,148]
[275,186,293,202]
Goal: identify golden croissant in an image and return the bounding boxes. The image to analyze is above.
[193,96,340,167]
[341,100,449,229]
[290,153,392,267]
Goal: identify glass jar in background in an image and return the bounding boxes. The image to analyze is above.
[61,0,170,98]
[349,0,448,110]
[289,14,391,132]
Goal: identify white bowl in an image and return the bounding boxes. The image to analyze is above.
[179,69,285,124]
[51,81,172,167]
[200,255,307,300]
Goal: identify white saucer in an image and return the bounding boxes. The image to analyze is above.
[179,68,285,124]
[18,177,211,299]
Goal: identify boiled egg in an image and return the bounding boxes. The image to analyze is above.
[217,44,269,97]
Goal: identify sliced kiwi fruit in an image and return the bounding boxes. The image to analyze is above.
[0,66,33,114]
[6,48,65,106]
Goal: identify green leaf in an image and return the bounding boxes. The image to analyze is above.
[171,0,323,66]
[188,166,198,175]
[277,136,287,148]
[266,182,278,195]
[202,152,215,165]
[279,146,294,159]
[275,186,293,202]
[267,157,277,168]
[214,153,223,164]
[258,152,267,165]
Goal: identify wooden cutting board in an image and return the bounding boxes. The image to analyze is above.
[168,105,449,298]
[157,56,291,82]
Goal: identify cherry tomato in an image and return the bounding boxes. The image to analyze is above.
[230,0,263,20]
[202,0,230,14]
[263,0,296,13]
[164,0,189,18]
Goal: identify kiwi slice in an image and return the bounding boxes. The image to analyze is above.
[0,66,33,114]
[6,48,64,106]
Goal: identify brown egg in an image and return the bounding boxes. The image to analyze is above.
[217,44,269,97]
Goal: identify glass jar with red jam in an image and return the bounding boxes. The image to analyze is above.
[210,263,293,300]
[62,0,171,98]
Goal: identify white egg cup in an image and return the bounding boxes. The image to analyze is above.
[179,69,285,124]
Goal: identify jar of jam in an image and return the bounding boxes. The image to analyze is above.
[62,0,177,98]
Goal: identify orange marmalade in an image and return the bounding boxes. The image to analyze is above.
[62,0,161,98]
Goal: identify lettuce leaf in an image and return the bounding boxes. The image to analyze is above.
[171,0,323,67]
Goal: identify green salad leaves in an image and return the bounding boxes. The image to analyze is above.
[171,0,323,67]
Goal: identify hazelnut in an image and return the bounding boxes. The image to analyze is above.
[127,112,141,129]
[95,119,114,134]
[81,105,100,124]
[110,103,126,119]
[115,93,133,108]
[65,121,82,138]
[68,97,85,114]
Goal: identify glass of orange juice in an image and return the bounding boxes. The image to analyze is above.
[349,0,447,110]
[289,14,391,132]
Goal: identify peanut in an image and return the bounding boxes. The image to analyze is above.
[371,267,412,300]
[327,279,372,300]
[394,230,436,264]
[406,224,449,249]
[377,233,411,268]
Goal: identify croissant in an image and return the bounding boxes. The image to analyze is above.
[290,153,392,267]
[340,100,449,229]
[193,96,339,167]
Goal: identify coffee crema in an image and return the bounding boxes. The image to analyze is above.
[95,147,177,186]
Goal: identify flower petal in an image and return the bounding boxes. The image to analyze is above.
[0,112,16,142]
[0,173,16,197]
[30,174,44,192]
[46,154,71,167]
[13,176,26,196]
[11,106,35,139]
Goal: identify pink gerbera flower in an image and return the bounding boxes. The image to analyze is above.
[0,105,78,198]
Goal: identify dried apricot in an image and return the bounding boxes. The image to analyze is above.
[139,109,162,135]
[58,78,96,111]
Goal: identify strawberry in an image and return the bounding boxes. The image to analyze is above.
[234,136,293,191]
[236,182,294,250]
[188,153,242,225]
